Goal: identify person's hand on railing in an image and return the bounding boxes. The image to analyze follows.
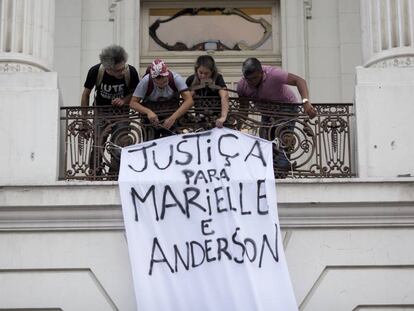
[163,116,176,130]
[147,110,159,125]
[304,101,317,119]
[215,116,226,128]
[112,98,126,107]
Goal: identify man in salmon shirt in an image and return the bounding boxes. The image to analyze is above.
[237,57,317,176]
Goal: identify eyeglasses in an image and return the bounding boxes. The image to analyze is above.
[107,64,126,74]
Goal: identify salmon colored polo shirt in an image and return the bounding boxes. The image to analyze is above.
[237,66,298,103]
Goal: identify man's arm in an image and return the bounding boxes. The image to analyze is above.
[112,93,133,106]
[81,88,92,107]
[79,88,92,136]
[286,73,317,118]
[129,96,159,124]
[124,93,133,104]
[80,87,92,119]
[163,90,194,130]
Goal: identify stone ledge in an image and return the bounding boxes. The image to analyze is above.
[1,179,413,230]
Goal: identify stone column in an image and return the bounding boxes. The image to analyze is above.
[0,0,55,72]
[360,0,414,67]
[108,0,139,67]
[0,0,59,185]
[356,0,414,179]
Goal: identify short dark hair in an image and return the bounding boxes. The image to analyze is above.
[99,45,128,69]
[242,57,262,77]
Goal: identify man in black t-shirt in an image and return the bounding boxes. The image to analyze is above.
[80,45,139,178]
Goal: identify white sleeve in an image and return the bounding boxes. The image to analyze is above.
[132,75,150,98]
[172,72,189,92]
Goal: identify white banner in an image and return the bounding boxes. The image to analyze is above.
[119,128,298,311]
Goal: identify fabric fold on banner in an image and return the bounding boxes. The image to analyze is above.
[119,127,298,311]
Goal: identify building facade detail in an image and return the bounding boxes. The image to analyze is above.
[0,0,55,71]
[303,0,312,19]
[370,55,414,67]
[1,1,414,310]
[108,0,123,22]
[361,0,414,67]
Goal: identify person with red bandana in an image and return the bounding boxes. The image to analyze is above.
[130,59,193,139]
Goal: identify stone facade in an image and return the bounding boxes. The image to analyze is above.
[0,1,414,310]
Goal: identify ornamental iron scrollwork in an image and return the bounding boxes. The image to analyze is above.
[149,8,272,51]
[61,98,354,180]
[319,116,350,175]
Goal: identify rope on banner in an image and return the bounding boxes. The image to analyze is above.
[271,137,296,179]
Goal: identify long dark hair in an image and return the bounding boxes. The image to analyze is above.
[191,55,219,88]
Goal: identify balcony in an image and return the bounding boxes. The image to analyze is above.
[60,97,355,180]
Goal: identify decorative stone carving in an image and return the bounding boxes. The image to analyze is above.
[148,8,272,51]
[304,0,312,19]
[0,62,43,73]
[108,0,123,21]
[370,56,414,68]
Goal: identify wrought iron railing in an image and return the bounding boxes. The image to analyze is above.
[60,97,355,180]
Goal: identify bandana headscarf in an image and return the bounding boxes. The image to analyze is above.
[150,59,169,78]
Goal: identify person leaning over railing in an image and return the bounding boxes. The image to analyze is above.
[237,57,317,173]
[129,59,193,140]
[186,55,229,128]
[80,44,139,176]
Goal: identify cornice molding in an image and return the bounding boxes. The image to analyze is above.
[1,179,413,231]
[0,204,124,231]
[279,202,414,228]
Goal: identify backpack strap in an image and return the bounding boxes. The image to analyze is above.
[124,64,130,89]
[167,71,177,93]
[95,64,105,88]
[144,64,151,77]
[145,75,154,98]
[96,63,130,89]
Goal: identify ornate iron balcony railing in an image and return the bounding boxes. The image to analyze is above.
[60,97,355,180]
